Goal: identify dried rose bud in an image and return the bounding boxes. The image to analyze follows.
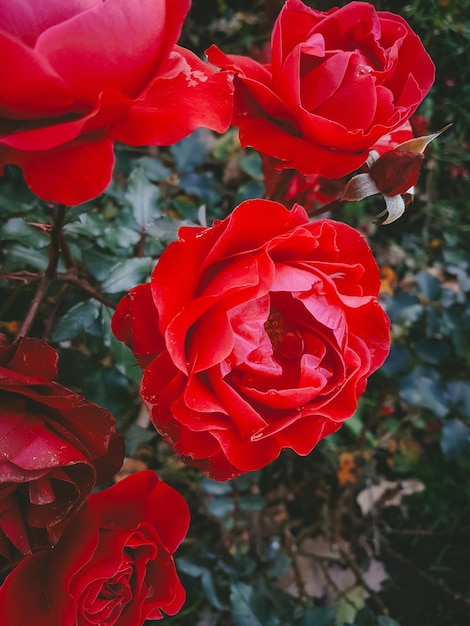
[370,150,425,196]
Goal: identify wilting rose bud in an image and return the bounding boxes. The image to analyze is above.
[370,150,425,196]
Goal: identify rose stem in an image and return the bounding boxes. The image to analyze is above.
[263,168,296,203]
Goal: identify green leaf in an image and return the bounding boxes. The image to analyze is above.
[416,270,441,301]
[399,366,449,418]
[1,243,48,271]
[230,582,265,626]
[123,424,156,457]
[235,180,265,204]
[414,337,451,365]
[381,345,412,376]
[385,293,423,325]
[440,418,470,459]
[201,570,224,610]
[207,496,235,518]
[101,257,153,294]
[297,607,336,626]
[1,218,49,248]
[377,618,400,626]
[137,156,172,182]
[240,151,264,180]
[102,225,140,251]
[200,477,232,496]
[170,128,213,173]
[239,494,264,512]
[125,166,161,231]
[52,300,101,342]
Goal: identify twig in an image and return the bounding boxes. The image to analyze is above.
[14,275,49,340]
[46,204,66,278]
[283,527,308,601]
[57,273,116,309]
[338,545,388,614]
[42,283,69,341]
[382,543,470,610]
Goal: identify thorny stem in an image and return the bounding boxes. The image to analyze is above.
[56,273,116,309]
[14,276,49,341]
[13,205,67,341]
[46,204,66,279]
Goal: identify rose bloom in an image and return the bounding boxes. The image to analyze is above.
[0,0,233,205]
[0,334,124,568]
[207,0,434,179]
[112,200,390,481]
[0,471,190,625]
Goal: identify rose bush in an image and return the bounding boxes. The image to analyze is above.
[0,470,190,625]
[0,334,124,568]
[207,0,434,179]
[0,0,233,205]
[112,200,390,480]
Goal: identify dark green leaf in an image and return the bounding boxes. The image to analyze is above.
[52,300,100,342]
[440,418,470,459]
[201,570,224,610]
[230,582,265,626]
[297,607,336,626]
[200,478,232,496]
[170,129,213,173]
[240,151,264,180]
[123,424,156,457]
[235,181,265,204]
[207,496,235,518]
[381,345,412,376]
[125,166,161,230]
[1,243,48,271]
[414,337,451,365]
[399,366,449,418]
[416,270,441,301]
[1,218,49,248]
[101,257,153,294]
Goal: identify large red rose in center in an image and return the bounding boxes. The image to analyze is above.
[113,200,390,480]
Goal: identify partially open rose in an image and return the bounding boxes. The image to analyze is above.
[0,334,124,567]
[113,200,390,480]
[0,0,233,204]
[207,0,434,179]
[0,471,190,625]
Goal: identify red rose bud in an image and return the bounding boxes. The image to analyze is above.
[370,149,424,196]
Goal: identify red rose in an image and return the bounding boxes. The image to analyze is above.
[112,200,390,480]
[207,0,434,179]
[0,334,124,567]
[0,0,233,205]
[0,471,190,625]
